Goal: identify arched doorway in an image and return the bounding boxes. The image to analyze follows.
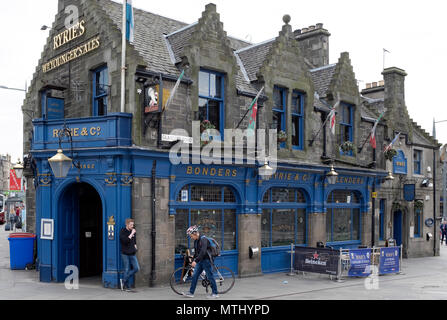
[57,182,103,281]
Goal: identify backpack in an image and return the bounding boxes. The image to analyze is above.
[204,236,221,258]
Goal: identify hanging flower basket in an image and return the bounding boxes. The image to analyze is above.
[384,148,398,161]
[414,200,424,211]
[277,130,287,143]
[392,202,405,212]
[200,120,215,133]
[339,141,355,153]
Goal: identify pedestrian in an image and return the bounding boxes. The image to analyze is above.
[440,221,447,245]
[119,218,140,292]
[182,225,219,299]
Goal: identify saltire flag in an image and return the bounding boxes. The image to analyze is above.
[247,87,265,137]
[126,0,135,43]
[370,112,384,149]
[328,100,340,135]
[384,132,401,152]
[163,70,185,112]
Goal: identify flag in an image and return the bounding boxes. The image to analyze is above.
[369,112,384,149]
[384,132,401,152]
[126,0,135,43]
[247,87,265,137]
[328,100,339,135]
[9,169,21,191]
[163,70,185,112]
[383,48,391,53]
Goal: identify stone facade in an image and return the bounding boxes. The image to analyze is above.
[0,154,11,194]
[22,0,441,287]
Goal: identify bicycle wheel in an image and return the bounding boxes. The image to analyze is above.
[170,266,194,295]
[212,266,235,294]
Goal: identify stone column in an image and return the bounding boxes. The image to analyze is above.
[238,214,262,277]
[308,212,327,247]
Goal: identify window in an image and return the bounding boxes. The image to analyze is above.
[414,150,422,175]
[340,102,354,156]
[93,66,108,116]
[198,70,224,134]
[291,91,305,150]
[326,190,361,244]
[273,86,287,147]
[174,185,237,254]
[379,199,386,241]
[414,202,422,238]
[261,188,307,247]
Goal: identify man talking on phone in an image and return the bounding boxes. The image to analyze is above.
[119,218,140,292]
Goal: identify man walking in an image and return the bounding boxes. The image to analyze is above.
[119,218,140,292]
[440,220,447,245]
[182,225,219,299]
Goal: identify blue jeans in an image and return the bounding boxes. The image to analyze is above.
[121,254,140,287]
[189,259,218,295]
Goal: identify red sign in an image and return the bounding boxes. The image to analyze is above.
[9,169,21,191]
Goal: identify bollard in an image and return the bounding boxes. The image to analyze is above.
[287,243,295,276]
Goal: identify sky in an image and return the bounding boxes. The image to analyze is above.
[1,0,447,163]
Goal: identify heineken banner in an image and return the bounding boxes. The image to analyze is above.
[294,246,339,276]
[348,249,372,277]
[379,247,400,274]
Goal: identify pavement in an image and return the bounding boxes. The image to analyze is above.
[1,225,447,300]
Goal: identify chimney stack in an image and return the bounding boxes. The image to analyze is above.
[294,23,330,68]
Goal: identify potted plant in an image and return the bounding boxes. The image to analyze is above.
[414,200,424,211]
[339,141,355,153]
[200,120,216,133]
[384,148,398,161]
[277,130,287,143]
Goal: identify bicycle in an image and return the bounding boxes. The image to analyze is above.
[170,249,235,296]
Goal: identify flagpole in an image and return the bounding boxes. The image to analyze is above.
[358,113,384,153]
[121,0,126,113]
[235,87,264,130]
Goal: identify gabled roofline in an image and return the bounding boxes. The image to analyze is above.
[234,53,250,83]
[165,21,198,38]
[310,63,337,73]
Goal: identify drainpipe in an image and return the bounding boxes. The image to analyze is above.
[372,179,376,247]
[433,149,437,256]
[150,160,157,284]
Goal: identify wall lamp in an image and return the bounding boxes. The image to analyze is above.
[258,159,274,180]
[325,164,339,185]
[48,125,81,180]
[13,160,24,180]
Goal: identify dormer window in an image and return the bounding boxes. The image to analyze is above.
[291,91,305,150]
[198,69,224,135]
[340,102,354,156]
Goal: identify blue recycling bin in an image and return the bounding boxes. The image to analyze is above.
[8,233,36,270]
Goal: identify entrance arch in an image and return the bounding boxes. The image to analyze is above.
[57,182,103,281]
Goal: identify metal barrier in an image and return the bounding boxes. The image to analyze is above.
[288,244,403,281]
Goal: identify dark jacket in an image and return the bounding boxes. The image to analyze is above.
[120,227,137,256]
[193,235,210,263]
[441,224,447,233]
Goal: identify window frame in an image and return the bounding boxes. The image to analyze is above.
[339,102,354,156]
[413,149,422,175]
[92,65,109,117]
[291,91,305,150]
[198,69,225,138]
[326,190,362,245]
[273,86,287,148]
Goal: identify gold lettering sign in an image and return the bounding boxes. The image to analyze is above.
[53,20,86,50]
[335,176,364,185]
[186,166,238,178]
[53,127,101,138]
[43,37,100,73]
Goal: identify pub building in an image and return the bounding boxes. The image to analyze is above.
[21,0,441,288]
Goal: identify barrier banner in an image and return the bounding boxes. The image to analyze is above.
[379,247,400,274]
[294,246,339,276]
[348,249,372,277]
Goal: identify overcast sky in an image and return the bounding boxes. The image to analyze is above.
[1,0,447,163]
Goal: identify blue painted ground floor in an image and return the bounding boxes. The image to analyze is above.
[30,146,387,287]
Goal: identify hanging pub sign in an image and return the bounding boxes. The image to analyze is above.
[393,150,407,175]
[294,246,340,276]
[403,184,416,202]
[144,85,171,113]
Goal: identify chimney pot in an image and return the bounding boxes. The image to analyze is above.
[316,23,323,29]
[372,82,378,88]
[379,80,385,86]
[294,29,302,35]
[302,27,309,33]
[366,83,372,89]
[309,25,315,30]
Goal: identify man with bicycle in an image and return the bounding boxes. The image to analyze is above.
[182,225,219,299]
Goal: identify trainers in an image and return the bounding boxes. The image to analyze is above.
[125,287,134,292]
[207,294,219,299]
[120,279,124,291]
[182,292,194,298]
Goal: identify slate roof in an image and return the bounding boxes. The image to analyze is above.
[234,40,275,82]
[310,64,337,98]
